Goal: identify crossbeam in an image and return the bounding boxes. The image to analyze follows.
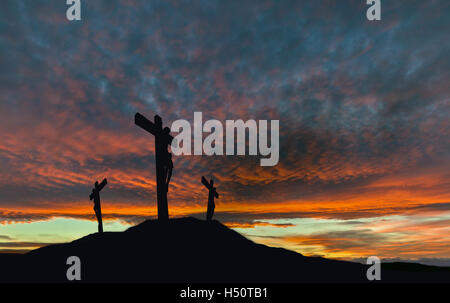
[202,176,219,198]
[135,113,173,143]
[90,178,107,200]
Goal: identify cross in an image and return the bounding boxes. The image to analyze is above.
[135,112,173,221]
[89,178,107,233]
[202,176,219,221]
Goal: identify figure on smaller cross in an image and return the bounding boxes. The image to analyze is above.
[162,127,173,193]
[201,176,219,221]
[163,152,173,193]
[89,178,107,233]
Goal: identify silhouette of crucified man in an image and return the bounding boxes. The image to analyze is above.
[90,179,107,233]
[162,127,173,193]
[92,182,103,232]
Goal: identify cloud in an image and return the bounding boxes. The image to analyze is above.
[283,229,389,252]
[0,241,55,248]
[223,221,295,229]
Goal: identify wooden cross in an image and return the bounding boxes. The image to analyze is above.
[135,112,173,221]
[90,178,107,233]
[202,176,219,221]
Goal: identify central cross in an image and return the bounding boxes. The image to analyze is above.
[135,113,173,221]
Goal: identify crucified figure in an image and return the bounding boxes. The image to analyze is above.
[89,178,107,233]
[162,127,173,193]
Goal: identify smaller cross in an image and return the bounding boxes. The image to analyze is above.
[90,178,107,233]
[202,176,219,221]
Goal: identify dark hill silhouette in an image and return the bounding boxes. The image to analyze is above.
[0,217,449,283]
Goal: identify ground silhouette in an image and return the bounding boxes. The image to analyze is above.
[1,217,449,283]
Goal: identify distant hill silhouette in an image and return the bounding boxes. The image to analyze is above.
[0,217,449,283]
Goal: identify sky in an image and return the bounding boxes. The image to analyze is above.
[0,0,449,265]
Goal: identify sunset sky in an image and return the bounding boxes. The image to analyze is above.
[0,0,449,265]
